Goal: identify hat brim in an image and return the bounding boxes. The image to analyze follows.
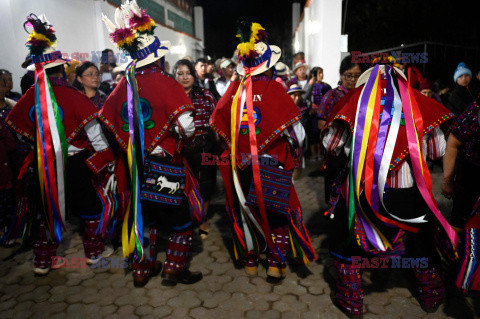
[288,89,305,94]
[27,59,69,71]
[356,65,407,88]
[237,45,282,76]
[21,58,33,69]
[135,41,171,68]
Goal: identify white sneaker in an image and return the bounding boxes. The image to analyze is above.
[101,245,114,258]
[33,267,51,276]
[86,245,114,265]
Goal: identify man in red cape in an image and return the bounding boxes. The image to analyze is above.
[6,14,116,275]
[99,1,203,287]
[322,63,456,316]
[210,21,316,283]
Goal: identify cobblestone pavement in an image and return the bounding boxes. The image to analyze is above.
[1,162,480,318]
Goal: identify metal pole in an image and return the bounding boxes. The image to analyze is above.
[423,43,427,76]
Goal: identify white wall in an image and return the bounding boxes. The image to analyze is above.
[0,0,203,92]
[292,0,342,87]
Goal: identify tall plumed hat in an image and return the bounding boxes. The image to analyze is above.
[24,14,69,71]
[235,20,281,76]
[102,0,170,68]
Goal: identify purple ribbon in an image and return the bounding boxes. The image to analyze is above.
[371,66,393,212]
[352,65,379,196]
[351,64,386,250]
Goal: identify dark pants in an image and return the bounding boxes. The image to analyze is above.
[324,153,348,203]
[451,153,480,228]
[183,133,217,202]
[66,150,103,219]
[329,187,440,266]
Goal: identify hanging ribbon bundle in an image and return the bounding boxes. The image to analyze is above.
[121,60,145,261]
[397,75,458,257]
[33,64,68,242]
[230,64,283,258]
[348,65,458,256]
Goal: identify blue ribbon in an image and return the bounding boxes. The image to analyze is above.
[31,51,63,64]
[242,45,280,69]
[130,37,167,61]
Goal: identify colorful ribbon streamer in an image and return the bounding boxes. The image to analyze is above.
[33,64,67,242]
[121,60,145,261]
[229,64,282,257]
[347,65,458,256]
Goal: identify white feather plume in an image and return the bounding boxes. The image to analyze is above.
[114,8,126,29]
[102,13,117,33]
[39,14,49,25]
[129,0,142,16]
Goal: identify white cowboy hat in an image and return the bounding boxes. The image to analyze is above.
[219,58,235,69]
[236,42,282,76]
[274,62,289,76]
[287,84,305,94]
[292,61,309,74]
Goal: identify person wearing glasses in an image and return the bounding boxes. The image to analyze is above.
[73,61,107,109]
[317,55,363,201]
[174,59,217,240]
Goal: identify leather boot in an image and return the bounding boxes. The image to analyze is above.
[161,229,202,286]
[133,227,161,287]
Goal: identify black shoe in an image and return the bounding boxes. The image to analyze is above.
[161,269,203,286]
[133,261,162,288]
[266,275,284,284]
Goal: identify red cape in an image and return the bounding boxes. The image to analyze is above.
[325,81,455,171]
[99,72,194,155]
[210,79,301,169]
[6,84,97,149]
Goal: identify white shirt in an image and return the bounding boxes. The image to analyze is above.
[68,119,109,155]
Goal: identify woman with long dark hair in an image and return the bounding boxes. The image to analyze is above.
[73,61,107,109]
[174,59,217,239]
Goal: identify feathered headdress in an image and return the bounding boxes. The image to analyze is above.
[22,14,68,243]
[123,0,156,35]
[236,20,268,61]
[102,8,140,54]
[234,20,280,77]
[24,14,57,56]
[102,0,169,67]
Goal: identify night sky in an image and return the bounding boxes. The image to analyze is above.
[196,0,304,64]
[198,0,480,77]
